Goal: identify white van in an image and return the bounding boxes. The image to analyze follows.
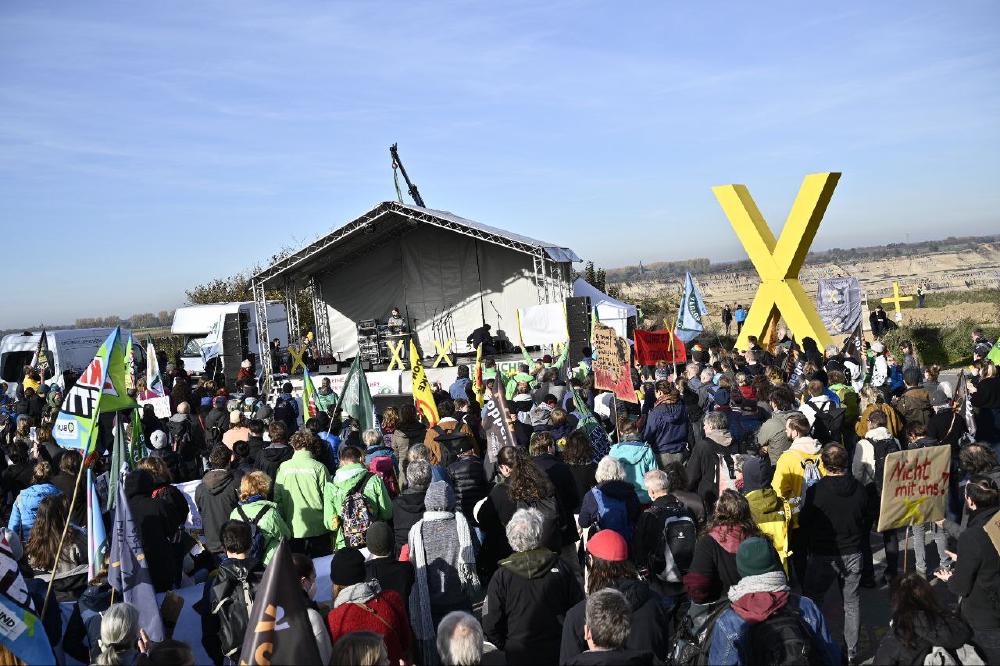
[171,302,288,377]
[0,328,144,397]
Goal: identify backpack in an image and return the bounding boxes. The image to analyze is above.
[805,399,845,443]
[667,599,731,666]
[748,599,822,666]
[591,487,633,541]
[923,643,986,665]
[273,396,297,431]
[235,503,272,566]
[799,456,822,504]
[213,563,259,658]
[654,499,697,583]
[871,435,902,495]
[367,447,399,498]
[341,472,374,547]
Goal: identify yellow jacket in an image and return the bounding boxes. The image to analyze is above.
[772,436,824,528]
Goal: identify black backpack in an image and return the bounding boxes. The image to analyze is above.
[212,562,261,658]
[805,399,846,444]
[667,600,731,666]
[236,503,272,566]
[273,396,297,432]
[871,435,902,495]
[648,497,697,583]
[748,599,823,666]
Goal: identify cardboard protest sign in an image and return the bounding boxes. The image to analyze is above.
[634,329,686,365]
[592,322,637,403]
[984,510,1000,558]
[138,395,171,419]
[877,444,950,532]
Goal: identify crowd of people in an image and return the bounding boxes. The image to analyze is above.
[1,324,999,665]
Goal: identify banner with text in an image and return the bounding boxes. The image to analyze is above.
[634,329,686,365]
[877,444,951,532]
[592,322,637,403]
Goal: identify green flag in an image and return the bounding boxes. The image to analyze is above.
[107,415,128,511]
[54,329,117,456]
[568,384,611,462]
[988,341,1000,365]
[334,357,375,431]
[99,332,138,414]
[302,368,319,420]
[130,408,148,465]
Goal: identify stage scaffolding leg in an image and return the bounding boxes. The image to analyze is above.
[252,278,273,397]
[284,279,300,343]
[310,275,332,357]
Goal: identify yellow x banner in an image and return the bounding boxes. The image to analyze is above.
[712,172,839,352]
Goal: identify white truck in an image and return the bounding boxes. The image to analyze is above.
[171,302,288,381]
[0,328,144,397]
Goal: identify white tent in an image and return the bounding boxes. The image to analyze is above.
[573,278,637,337]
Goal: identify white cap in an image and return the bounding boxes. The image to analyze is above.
[150,430,169,450]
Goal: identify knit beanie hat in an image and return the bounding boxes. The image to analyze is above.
[424,480,455,512]
[586,529,628,562]
[329,547,366,586]
[149,430,168,451]
[366,522,393,557]
[735,537,783,577]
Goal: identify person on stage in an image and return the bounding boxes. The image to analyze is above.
[387,307,406,331]
[467,323,495,355]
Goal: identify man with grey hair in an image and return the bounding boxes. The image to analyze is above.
[567,588,654,665]
[685,410,736,512]
[632,469,697,598]
[437,611,485,666]
[392,458,431,555]
[483,508,584,664]
[577,457,641,539]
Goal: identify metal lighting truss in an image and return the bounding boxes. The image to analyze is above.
[251,278,273,396]
[309,275,333,357]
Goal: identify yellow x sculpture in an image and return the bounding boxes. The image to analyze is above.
[386,339,407,370]
[432,339,455,367]
[288,345,306,374]
[712,172,839,352]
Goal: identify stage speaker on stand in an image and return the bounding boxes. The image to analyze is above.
[565,296,591,371]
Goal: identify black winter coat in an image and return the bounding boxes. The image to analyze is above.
[567,463,597,514]
[195,468,239,554]
[482,548,584,665]
[685,434,736,511]
[949,506,1000,630]
[202,407,230,448]
[800,474,869,556]
[124,470,187,593]
[391,489,425,556]
[447,455,490,523]
[533,453,582,544]
[253,444,292,480]
[874,611,973,665]
[199,557,264,664]
[559,578,667,665]
[51,470,86,527]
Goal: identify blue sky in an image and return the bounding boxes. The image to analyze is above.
[2,1,998,327]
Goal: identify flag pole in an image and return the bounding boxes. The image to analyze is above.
[41,444,89,621]
[667,319,678,379]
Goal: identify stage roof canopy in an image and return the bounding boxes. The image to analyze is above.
[254,201,581,287]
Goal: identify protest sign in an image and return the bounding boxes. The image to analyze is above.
[138,395,171,419]
[985,510,1000,558]
[634,329,686,365]
[173,480,201,530]
[591,322,637,403]
[877,444,950,532]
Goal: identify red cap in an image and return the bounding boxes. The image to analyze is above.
[586,529,629,562]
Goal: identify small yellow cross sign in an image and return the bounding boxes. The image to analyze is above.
[881,281,913,318]
[712,173,839,352]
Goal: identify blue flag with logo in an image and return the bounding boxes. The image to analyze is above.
[108,478,164,642]
[676,272,707,343]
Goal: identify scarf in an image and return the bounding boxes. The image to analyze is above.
[334,579,382,608]
[241,494,265,505]
[408,510,480,666]
[727,571,790,624]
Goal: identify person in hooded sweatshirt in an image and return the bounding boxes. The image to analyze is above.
[683,489,760,604]
[875,572,976,666]
[708,537,840,666]
[608,418,657,504]
[123,468,187,592]
[686,411,738,513]
[641,382,689,468]
[772,411,824,585]
[483,507,584,665]
[195,445,240,557]
[935,475,1000,663]
[560,530,667,665]
[800,444,868,664]
[252,421,293,481]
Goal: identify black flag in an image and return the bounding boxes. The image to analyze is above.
[239,540,320,666]
[482,388,516,464]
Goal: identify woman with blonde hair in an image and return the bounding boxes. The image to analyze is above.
[329,631,389,666]
[228,470,290,565]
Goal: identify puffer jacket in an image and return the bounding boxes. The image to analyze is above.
[559,577,668,664]
[228,497,290,566]
[642,401,689,455]
[447,455,489,523]
[609,437,657,503]
[391,489,426,555]
[8,482,62,540]
[195,468,239,554]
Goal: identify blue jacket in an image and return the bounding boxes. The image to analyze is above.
[8,482,62,540]
[734,308,747,323]
[642,403,689,455]
[365,444,400,476]
[887,365,905,394]
[708,594,840,666]
[449,377,472,401]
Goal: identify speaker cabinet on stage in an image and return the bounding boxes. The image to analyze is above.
[565,296,591,370]
[221,312,251,390]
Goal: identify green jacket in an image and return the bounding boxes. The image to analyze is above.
[229,499,291,565]
[274,450,335,539]
[326,463,393,550]
[829,383,860,427]
[315,388,339,414]
[505,372,538,400]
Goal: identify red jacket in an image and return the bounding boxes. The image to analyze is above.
[326,589,412,664]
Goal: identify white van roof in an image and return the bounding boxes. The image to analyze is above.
[171,302,252,335]
[0,328,118,352]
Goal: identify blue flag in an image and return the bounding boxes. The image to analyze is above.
[676,272,707,343]
[108,478,164,642]
[86,469,108,582]
[0,535,54,664]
